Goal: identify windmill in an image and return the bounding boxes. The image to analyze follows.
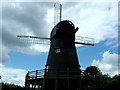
[18,3,94,90]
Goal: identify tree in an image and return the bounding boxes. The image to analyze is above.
[82,66,102,89]
[106,74,120,89]
[84,66,101,78]
[84,66,120,89]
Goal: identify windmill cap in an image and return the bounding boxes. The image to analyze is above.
[50,20,78,39]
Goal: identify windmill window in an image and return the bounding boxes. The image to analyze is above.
[45,64,50,72]
[46,65,49,69]
[55,48,61,53]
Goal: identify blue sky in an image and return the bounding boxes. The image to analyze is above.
[1,0,119,86]
[5,40,118,71]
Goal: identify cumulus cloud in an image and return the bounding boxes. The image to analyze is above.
[2,46,10,63]
[1,2,54,62]
[0,63,27,86]
[92,51,119,77]
[1,0,119,3]
[63,2,118,43]
[1,2,118,62]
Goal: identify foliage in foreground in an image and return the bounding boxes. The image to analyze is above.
[1,82,24,90]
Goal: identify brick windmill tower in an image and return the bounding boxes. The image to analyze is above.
[18,3,94,90]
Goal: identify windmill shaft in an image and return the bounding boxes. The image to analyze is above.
[75,42,94,46]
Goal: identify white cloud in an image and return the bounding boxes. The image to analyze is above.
[92,51,119,77]
[1,2,118,62]
[63,2,118,44]
[1,2,52,62]
[0,63,27,86]
[1,46,10,63]
[1,0,119,3]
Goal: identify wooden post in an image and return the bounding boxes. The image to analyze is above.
[42,68,46,90]
[42,79,45,90]
[67,68,70,90]
[34,70,38,89]
[79,78,81,90]
[25,74,27,88]
[25,73,29,89]
[79,69,81,90]
[55,79,57,90]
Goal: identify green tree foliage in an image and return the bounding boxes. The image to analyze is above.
[1,82,41,90]
[84,66,102,78]
[101,74,120,89]
[83,66,120,90]
[1,82,24,90]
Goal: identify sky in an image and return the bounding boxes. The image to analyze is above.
[0,0,119,86]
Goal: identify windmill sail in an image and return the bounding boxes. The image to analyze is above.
[75,36,94,46]
[17,35,94,46]
[17,35,50,45]
[54,3,62,25]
